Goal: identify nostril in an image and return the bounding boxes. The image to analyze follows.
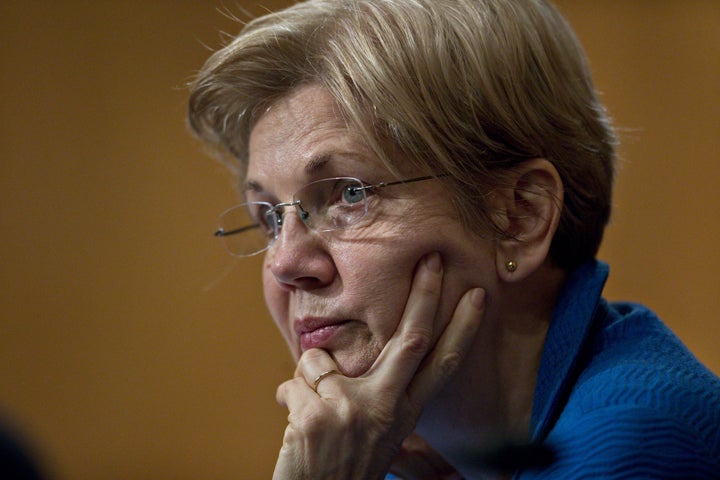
[270,255,334,292]
[275,275,324,292]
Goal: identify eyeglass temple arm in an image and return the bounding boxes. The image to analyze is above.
[354,174,449,193]
[214,224,259,237]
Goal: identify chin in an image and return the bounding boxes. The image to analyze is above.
[331,350,377,378]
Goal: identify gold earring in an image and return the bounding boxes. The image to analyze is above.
[506,260,517,272]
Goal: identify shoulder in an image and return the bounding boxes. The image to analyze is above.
[533,404,720,478]
[580,301,719,443]
[581,301,719,415]
[534,301,720,478]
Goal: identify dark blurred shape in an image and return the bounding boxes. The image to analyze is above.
[481,441,556,474]
[0,421,45,480]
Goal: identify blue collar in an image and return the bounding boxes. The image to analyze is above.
[529,260,609,441]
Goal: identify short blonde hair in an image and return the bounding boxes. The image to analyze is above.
[189,0,617,270]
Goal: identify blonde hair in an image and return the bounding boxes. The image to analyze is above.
[189,0,617,270]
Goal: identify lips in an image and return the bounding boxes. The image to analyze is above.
[295,317,350,351]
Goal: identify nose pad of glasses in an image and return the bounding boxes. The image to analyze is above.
[273,202,311,234]
[297,205,310,221]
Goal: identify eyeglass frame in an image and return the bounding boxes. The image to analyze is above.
[213,174,447,257]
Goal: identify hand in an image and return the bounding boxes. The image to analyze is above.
[272,252,486,479]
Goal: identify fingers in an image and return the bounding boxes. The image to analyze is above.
[408,287,485,405]
[276,348,343,409]
[276,376,316,408]
[311,369,341,392]
[295,348,343,392]
[369,252,444,388]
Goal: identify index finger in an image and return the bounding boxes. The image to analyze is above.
[365,252,444,389]
[407,287,485,406]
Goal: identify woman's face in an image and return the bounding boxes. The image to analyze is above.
[247,84,499,377]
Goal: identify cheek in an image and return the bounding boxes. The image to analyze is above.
[332,232,431,330]
[349,217,495,335]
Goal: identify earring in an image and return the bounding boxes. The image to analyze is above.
[506,260,518,272]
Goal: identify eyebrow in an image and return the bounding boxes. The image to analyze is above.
[304,153,331,176]
[243,179,262,193]
[243,153,335,193]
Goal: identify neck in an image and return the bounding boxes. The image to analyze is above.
[416,263,565,477]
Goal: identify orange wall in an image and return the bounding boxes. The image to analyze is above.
[0,2,717,479]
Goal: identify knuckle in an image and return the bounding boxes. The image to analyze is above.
[276,379,291,398]
[296,348,325,370]
[291,409,323,433]
[335,403,356,425]
[276,378,298,406]
[292,403,347,437]
[436,351,463,379]
[303,348,326,362]
[402,328,433,356]
[416,279,441,297]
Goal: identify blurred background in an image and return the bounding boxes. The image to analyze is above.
[1,1,718,478]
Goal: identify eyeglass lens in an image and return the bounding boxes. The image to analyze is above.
[216,177,369,256]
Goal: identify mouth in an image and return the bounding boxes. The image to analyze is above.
[295,317,351,351]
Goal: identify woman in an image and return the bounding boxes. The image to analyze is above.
[188,0,720,478]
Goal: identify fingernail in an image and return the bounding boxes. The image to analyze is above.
[425,252,442,273]
[470,288,485,309]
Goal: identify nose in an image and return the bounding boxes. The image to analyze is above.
[267,211,336,291]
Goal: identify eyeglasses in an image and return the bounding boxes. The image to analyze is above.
[214,175,444,257]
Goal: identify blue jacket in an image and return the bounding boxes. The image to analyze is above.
[518,260,720,478]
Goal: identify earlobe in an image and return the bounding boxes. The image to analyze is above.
[494,159,563,282]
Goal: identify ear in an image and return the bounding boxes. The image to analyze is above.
[493,158,563,282]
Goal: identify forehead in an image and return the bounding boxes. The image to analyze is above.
[246,85,380,188]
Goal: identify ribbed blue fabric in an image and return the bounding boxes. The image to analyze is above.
[518,261,720,479]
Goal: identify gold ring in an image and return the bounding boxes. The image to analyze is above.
[312,369,340,392]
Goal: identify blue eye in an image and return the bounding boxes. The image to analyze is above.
[342,184,365,204]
